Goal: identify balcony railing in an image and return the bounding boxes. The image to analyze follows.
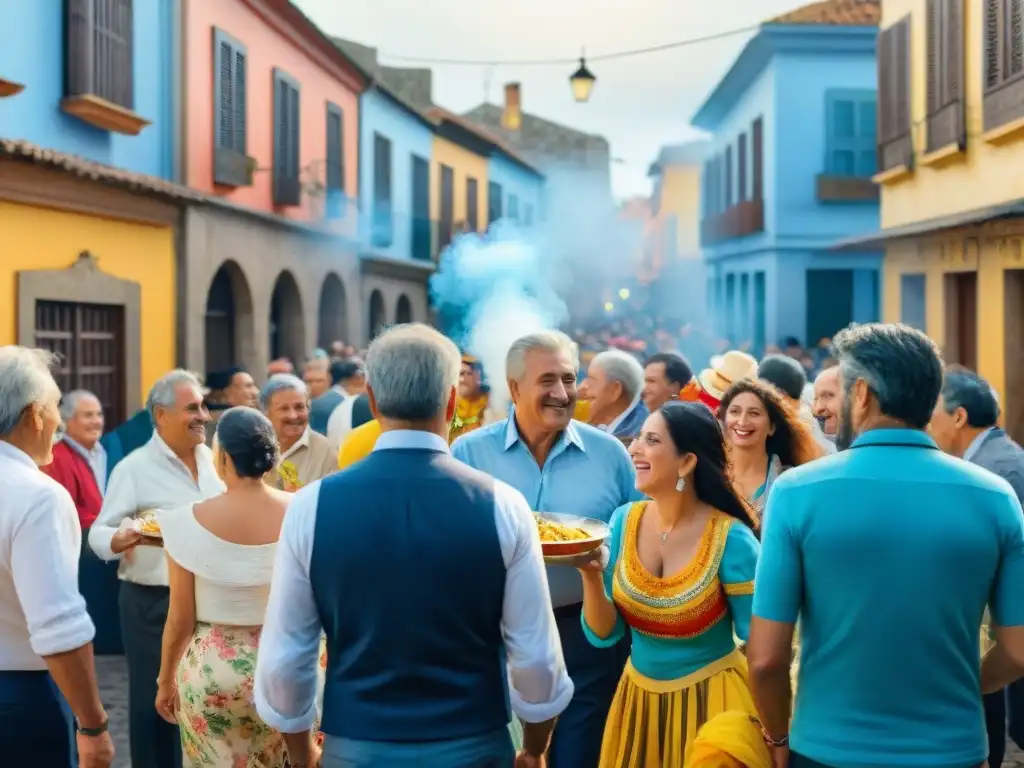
[700,199,764,246]
[815,175,879,203]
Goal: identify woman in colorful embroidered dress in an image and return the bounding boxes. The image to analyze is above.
[154,407,310,767]
[578,401,766,768]
[718,379,821,524]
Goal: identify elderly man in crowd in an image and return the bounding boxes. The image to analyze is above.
[750,324,1024,768]
[261,374,338,490]
[256,323,572,767]
[578,349,647,445]
[758,354,834,454]
[452,330,639,767]
[43,390,123,654]
[641,351,694,412]
[90,370,224,768]
[812,365,840,442]
[929,365,1024,768]
[0,347,114,767]
[303,357,332,399]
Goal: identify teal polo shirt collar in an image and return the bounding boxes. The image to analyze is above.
[850,428,938,450]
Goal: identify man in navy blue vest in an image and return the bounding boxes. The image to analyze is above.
[255,323,574,768]
[453,330,640,768]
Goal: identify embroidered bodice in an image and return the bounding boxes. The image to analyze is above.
[450,394,489,443]
[582,501,760,681]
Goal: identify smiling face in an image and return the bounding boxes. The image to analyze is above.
[226,372,259,408]
[65,394,104,449]
[642,362,680,411]
[577,363,622,425]
[813,367,840,436]
[155,382,209,449]
[630,411,694,496]
[267,388,309,445]
[509,347,577,434]
[723,391,774,451]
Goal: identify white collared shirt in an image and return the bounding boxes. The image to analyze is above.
[88,432,225,586]
[63,435,108,494]
[0,441,95,670]
[325,395,357,446]
[595,392,643,435]
[254,430,574,734]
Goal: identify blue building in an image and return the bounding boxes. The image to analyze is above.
[0,0,178,180]
[358,81,436,264]
[692,0,883,352]
[486,153,544,229]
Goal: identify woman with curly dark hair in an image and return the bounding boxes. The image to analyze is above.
[717,379,822,524]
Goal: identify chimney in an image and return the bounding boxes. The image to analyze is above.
[502,82,522,131]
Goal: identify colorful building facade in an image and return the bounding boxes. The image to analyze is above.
[694,0,883,354]
[177,0,374,370]
[837,0,1024,441]
[0,0,185,422]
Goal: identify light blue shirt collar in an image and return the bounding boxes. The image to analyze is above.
[963,427,997,462]
[502,406,586,454]
[373,429,451,454]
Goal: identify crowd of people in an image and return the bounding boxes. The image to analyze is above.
[0,318,1022,768]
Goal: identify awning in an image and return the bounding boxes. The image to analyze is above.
[831,198,1024,251]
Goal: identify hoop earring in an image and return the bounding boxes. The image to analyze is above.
[675,476,686,492]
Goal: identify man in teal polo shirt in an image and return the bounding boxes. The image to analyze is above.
[748,323,1024,768]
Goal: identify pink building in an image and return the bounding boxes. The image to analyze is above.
[177,0,376,376]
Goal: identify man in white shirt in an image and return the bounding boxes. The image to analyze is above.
[255,324,573,768]
[89,369,224,768]
[0,346,114,768]
[758,354,835,455]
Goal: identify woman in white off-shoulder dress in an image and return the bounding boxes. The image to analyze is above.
[155,407,317,767]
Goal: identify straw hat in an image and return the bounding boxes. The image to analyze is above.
[698,350,758,403]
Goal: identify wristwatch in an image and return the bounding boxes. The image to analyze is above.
[76,718,109,737]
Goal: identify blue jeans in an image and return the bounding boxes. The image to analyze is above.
[322,726,513,767]
[0,670,76,766]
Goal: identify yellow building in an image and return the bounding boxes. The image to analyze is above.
[837,1,1024,441]
[647,140,709,265]
[427,108,492,250]
[0,139,190,423]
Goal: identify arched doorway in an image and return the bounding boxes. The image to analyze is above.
[396,294,412,324]
[269,271,305,364]
[368,290,385,340]
[318,273,347,348]
[204,261,254,372]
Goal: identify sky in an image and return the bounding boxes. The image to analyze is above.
[294,0,813,200]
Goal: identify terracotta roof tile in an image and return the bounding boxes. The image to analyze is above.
[0,139,203,202]
[426,107,541,174]
[769,0,880,25]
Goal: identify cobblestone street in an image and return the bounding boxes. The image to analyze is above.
[97,654,1024,767]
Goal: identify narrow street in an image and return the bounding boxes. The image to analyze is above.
[97,655,1024,767]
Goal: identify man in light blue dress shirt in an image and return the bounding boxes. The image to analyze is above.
[453,330,640,768]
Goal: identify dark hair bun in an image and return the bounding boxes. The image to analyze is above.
[216,407,279,478]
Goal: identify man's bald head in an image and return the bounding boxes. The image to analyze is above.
[813,366,840,436]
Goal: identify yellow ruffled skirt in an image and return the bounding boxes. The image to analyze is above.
[598,649,765,768]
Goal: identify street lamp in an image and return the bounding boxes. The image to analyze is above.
[570,53,596,103]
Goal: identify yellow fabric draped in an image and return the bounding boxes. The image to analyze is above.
[599,650,766,768]
[684,711,771,768]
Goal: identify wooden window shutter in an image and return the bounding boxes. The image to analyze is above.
[926,0,966,151]
[894,18,911,159]
[215,36,233,152]
[724,146,733,208]
[325,103,344,219]
[926,0,940,117]
[983,0,1024,129]
[737,133,747,202]
[233,46,247,155]
[272,70,300,206]
[985,0,1002,91]
[878,18,914,171]
[213,30,248,186]
[877,24,892,152]
[66,0,134,109]
[751,118,763,200]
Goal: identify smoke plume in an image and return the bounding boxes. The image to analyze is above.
[430,221,567,415]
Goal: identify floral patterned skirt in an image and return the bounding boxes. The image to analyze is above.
[176,623,290,767]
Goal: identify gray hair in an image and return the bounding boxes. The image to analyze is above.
[146,369,202,422]
[589,349,644,401]
[0,346,62,437]
[365,323,460,421]
[940,366,1000,429]
[260,373,308,411]
[59,390,101,423]
[506,330,579,381]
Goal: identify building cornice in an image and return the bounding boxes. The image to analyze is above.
[691,24,877,132]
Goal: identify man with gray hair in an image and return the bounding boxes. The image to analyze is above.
[90,369,224,768]
[578,349,647,444]
[260,373,338,490]
[0,346,114,767]
[929,365,1024,768]
[452,329,640,767]
[256,323,572,768]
